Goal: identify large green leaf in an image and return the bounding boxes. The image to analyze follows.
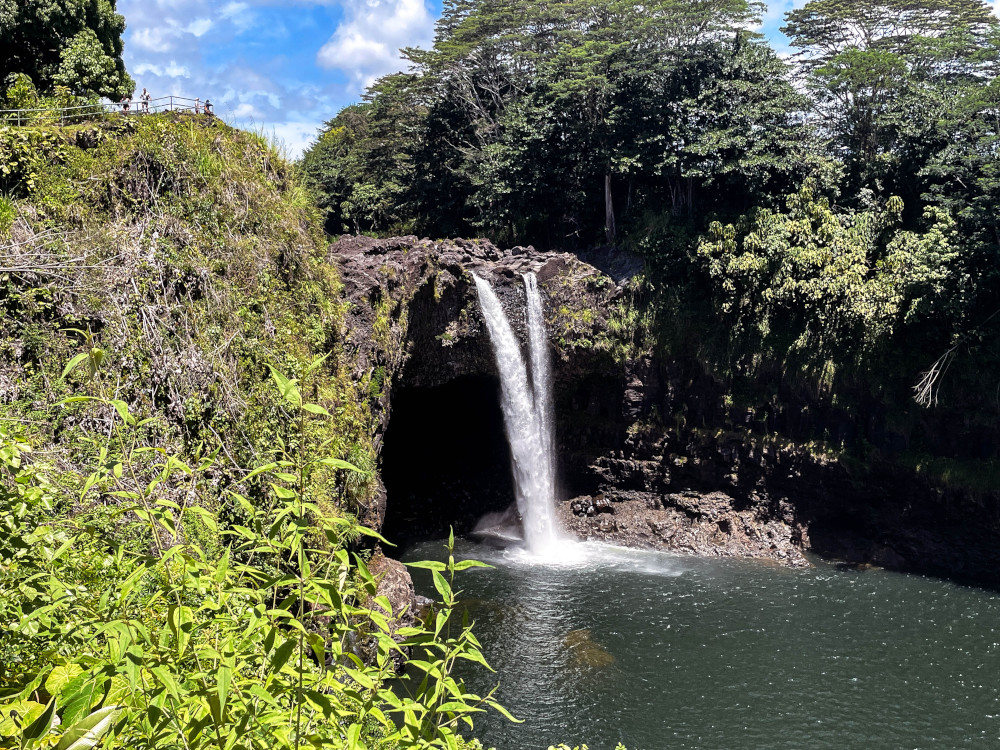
[59,353,89,381]
[54,706,122,750]
[452,559,493,571]
[267,365,302,407]
[44,665,84,697]
[20,697,56,745]
[57,677,106,729]
[0,700,46,737]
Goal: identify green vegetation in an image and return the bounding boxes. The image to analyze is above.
[301,0,810,244]
[697,187,960,388]
[302,0,1000,446]
[0,114,376,517]
[3,0,1000,743]
[0,0,133,101]
[0,112,512,747]
[0,360,508,748]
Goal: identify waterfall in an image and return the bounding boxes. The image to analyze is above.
[473,272,560,554]
[524,272,556,506]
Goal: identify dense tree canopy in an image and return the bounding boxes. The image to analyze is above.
[0,0,133,99]
[301,0,1000,403]
[303,0,813,246]
[783,0,1000,198]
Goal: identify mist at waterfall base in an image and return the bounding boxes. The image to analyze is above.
[435,275,1000,748]
[404,540,1000,750]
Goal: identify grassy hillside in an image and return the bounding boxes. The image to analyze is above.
[1,114,378,524]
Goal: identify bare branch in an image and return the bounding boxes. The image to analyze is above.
[913,345,957,408]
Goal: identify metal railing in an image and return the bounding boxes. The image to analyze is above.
[0,95,215,127]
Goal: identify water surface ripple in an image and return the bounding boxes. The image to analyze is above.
[403,539,1000,750]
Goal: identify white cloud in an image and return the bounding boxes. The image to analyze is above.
[220,2,256,33]
[187,18,213,37]
[132,27,178,53]
[266,121,323,158]
[129,10,215,53]
[120,0,439,160]
[323,33,391,71]
[133,62,192,78]
[167,62,192,77]
[316,0,434,89]
[221,2,249,18]
[232,102,264,118]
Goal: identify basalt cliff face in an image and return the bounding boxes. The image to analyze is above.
[331,235,1000,584]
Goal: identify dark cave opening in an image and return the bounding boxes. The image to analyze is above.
[380,374,515,550]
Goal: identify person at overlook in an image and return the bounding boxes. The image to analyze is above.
[204,99,213,116]
[140,88,151,113]
[119,95,130,114]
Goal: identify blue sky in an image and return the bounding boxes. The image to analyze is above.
[114,0,849,158]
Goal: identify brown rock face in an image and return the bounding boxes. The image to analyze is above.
[333,234,617,393]
[366,554,417,673]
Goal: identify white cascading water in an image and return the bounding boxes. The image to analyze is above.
[473,272,561,554]
[524,272,556,503]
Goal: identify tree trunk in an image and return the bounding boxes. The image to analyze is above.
[605,173,616,246]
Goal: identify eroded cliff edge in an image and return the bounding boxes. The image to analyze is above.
[332,235,1000,584]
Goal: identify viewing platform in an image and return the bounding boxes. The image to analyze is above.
[0,95,213,127]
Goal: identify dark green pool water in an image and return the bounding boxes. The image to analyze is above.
[402,539,1000,750]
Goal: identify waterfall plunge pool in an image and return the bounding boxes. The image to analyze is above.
[402,537,1000,750]
[394,273,1000,747]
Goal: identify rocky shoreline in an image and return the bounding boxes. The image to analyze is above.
[560,491,810,567]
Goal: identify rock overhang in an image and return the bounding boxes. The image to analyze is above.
[332,234,625,392]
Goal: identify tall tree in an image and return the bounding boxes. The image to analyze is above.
[304,0,813,247]
[0,0,133,99]
[300,74,425,235]
[413,0,775,242]
[782,0,1000,197]
[782,0,996,71]
[617,36,814,217]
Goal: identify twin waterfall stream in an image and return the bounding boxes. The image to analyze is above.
[472,272,562,555]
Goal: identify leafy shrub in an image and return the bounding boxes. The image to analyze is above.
[0,359,512,749]
[0,194,14,236]
[696,184,962,388]
[0,128,67,195]
[4,74,40,111]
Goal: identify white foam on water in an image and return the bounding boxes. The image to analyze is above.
[482,538,686,577]
[500,538,591,567]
